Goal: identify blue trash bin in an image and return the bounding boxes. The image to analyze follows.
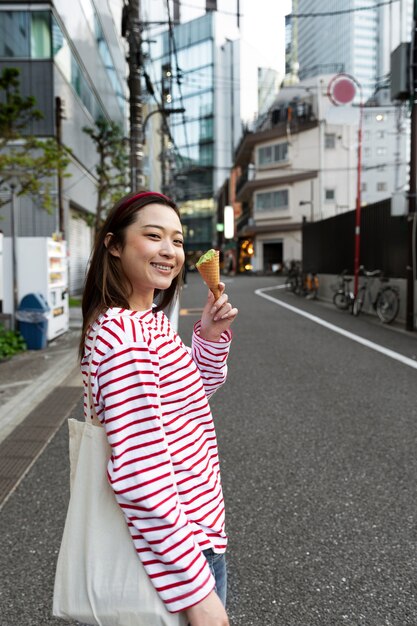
[16,293,50,350]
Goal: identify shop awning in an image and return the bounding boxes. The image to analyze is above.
[238,222,303,238]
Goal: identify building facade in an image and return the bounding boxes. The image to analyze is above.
[361,91,409,211]
[230,75,359,273]
[0,0,127,295]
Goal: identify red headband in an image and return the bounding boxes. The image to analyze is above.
[117,191,173,214]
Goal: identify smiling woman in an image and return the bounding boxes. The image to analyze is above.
[75,190,238,626]
[104,203,185,311]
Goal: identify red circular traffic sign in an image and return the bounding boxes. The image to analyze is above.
[327,74,358,105]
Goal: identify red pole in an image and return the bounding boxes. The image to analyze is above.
[354,98,364,296]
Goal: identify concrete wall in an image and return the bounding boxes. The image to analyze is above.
[318,273,417,326]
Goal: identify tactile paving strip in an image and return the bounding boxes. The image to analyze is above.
[0,386,82,507]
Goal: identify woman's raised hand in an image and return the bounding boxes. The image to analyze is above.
[199,283,238,342]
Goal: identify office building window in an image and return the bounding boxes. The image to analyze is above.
[361,182,367,192]
[94,11,124,113]
[52,17,102,120]
[255,189,289,212]
[0,10,52,58]
[31,11,51,58]
[199,143,213,166]
[258,142,288,166]
[200,116,213,141]
[325,133,336,149]
[0,11,30,57]
[377,182,387,191]
[376,147,387,156]
[325,189,335,201]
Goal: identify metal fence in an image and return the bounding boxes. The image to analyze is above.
[302,199,411,278]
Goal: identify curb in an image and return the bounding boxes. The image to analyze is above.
[0,349,79,446]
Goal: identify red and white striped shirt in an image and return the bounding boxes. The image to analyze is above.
[81,306,232,613]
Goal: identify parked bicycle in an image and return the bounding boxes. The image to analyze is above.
[285,261,302,293]
[302,272,319,299]
[352,268,400,324]
[285,264,319,299]
[332,270,355,311]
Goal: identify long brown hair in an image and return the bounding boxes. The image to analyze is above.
[79,190,184,359]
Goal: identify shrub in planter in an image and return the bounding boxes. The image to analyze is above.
[0,324,27,359]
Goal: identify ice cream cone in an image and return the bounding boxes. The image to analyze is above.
[196,249,221,300]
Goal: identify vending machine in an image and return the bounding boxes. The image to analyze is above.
[4,236,69,340]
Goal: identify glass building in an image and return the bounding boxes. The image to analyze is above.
[146,10,241,256]
[295,0,413,102]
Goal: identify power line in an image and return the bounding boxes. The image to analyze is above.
[166,0,192,162]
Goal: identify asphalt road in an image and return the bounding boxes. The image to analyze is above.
[1,273,416,625]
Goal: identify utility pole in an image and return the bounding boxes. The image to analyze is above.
[55,96,65,238]
[124,0,144,191]
[10,183,18,329]
[406,2,417,331]
[160,63,172,194]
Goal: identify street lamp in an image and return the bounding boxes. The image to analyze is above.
[141,106,185,195]
[142,107,185,144]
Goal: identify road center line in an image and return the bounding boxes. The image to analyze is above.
[255,286,417,370]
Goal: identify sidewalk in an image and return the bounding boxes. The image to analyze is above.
[0,308,83,508]
[0,302,182,509]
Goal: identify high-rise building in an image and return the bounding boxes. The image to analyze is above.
[258,68,282,116]
[0,1,127,294]
[293,0,413,102]
[142,7,247,259]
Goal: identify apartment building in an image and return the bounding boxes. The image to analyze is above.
[230,75,359,273]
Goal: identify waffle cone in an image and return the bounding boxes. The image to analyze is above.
[197,250,221,300]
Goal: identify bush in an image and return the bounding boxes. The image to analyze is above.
[0,324,27,359]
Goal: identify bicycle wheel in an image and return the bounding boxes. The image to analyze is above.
[333,291,350,310]
[285,276,296,292]
[352,286,366,316]
[376,287,400,324]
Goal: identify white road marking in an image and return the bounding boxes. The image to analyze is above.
[255,286,417,370]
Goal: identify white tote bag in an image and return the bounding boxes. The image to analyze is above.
[53,325,187,626]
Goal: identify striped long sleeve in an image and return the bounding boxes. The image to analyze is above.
[83,308,232,613]
[191,321,231,399]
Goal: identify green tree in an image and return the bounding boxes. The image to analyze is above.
[0,67,70,211]
[83,117,129,237]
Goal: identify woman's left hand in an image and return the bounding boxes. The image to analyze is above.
[199,283,238,342]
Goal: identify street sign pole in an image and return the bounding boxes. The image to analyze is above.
[406,3,417,331]
[327,73,363,296]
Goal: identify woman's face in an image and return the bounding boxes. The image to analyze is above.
[108,203,185,309]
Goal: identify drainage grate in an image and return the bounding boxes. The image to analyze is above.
[0,386,82,507]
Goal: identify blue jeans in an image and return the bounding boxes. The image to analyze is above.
[202,548,227,607]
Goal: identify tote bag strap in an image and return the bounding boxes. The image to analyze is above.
[85,323,102,427]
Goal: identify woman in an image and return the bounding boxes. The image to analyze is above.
[80,191,238,626]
